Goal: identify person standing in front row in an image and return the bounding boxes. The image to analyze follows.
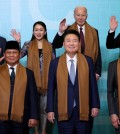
[107,59,120,134]
[11,21,55,134]
[52,7,102,133]
[0,41,38,134]
[47,29,100,134]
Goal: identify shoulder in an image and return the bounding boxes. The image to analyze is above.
[26,68,34,75]
[0,64,6,70]
[50,57,60,65]
[85,22,98,33]
[84,55,93,63]
[0,36,6,41]
[24,41,31,45]
[0,36,6,44]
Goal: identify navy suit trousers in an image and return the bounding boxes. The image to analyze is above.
[57,107,89,134]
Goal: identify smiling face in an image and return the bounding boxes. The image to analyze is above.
[74,7,88,27]
[4,49,20,66]
[63,33,80,57]
[33,24,46,41]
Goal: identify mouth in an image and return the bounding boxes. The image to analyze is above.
[69,46,75,49]
[36,35,41,37]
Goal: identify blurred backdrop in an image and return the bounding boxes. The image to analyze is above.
[1,0,120,133]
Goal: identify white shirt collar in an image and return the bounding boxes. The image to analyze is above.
[66,54,77,63]
[7,64,18,74]
[7,64,17,69]
[77,24,85,31]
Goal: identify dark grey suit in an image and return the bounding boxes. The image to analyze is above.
[107,59,120,134]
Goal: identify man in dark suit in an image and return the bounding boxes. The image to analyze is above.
[0,41,38,134]
[0,36,6,64]
[52,6,102,81]
[106,16,120,49]
[47,29,100,134]
[107,59,120,134]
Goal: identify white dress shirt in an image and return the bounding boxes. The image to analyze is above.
[77,25,85,36]
[66,54,77,75]
[7,64,17,75]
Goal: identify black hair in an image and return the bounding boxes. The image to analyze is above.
[63,29,80,41]
[31,21,48,41]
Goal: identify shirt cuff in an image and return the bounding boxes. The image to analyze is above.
[58,31,64,36]
[96,74,100,77]
[109,29,115,33]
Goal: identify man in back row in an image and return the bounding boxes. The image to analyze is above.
[106,16,120,49]
[53,6,102,80]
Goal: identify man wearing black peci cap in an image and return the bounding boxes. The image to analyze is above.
[0,40,39,134]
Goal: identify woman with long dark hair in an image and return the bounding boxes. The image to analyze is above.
[11,21,55,134]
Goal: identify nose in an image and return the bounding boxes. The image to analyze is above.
[9,52,14,56]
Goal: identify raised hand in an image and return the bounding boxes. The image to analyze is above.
[0,56,4,63]
[59,18,69,33]
[110,16,118,31]
[10,29,21,43]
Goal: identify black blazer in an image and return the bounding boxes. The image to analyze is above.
[106,31,120,49]
[107,60,119,116]
[0,36,6,65]
[22,68,39,126]
[52,27,102,76]
[0,67,39,127]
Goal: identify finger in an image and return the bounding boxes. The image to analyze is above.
[110,16,116,21]
[114,122,119,129]
[60,18,66,24]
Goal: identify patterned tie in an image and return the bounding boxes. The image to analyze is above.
[70,59,75,84]
[80,27,85,53]
[10,67,15,82]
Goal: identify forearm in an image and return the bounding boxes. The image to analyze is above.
[106,31,120,49]
[95,48,102,76]
[52,33,64,49]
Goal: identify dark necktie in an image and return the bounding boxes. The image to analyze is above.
[70,59,75,84]
[80,27,85,53]
[10,67,15,82]
[8,67,15,119]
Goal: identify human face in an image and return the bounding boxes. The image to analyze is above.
[33,24,46,41]
[4,49,20,66]
[63,34,80,57]
[74,7,87,27]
